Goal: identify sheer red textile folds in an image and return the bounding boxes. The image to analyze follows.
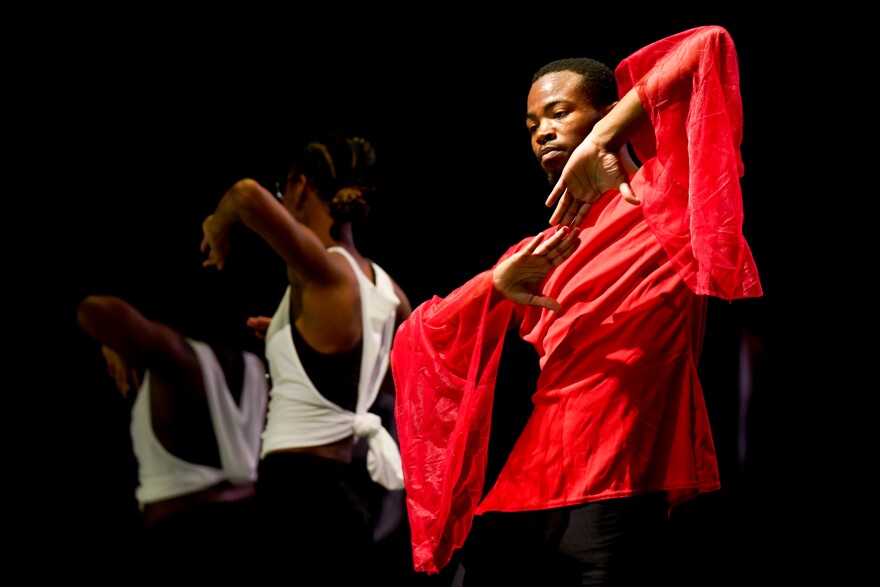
[616,25,762,300]
[392,25,763,574]
[391,272,514,572]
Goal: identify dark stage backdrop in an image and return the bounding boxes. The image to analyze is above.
[16,10,826,582]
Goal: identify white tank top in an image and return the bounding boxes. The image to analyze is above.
[260,247,404,490]
[130,339,268,508]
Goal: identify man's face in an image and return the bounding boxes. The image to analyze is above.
[526,71,604,186]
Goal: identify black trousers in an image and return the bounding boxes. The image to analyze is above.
[255,452,378,581]
[460,491,670,587]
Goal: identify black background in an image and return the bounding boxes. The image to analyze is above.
[15,8,832,582]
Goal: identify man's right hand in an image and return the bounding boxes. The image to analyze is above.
[492,226,581,312]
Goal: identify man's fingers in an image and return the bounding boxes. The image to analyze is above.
[523,232,549,254]
[549,192,571,226]
[546,180,566,208]
[619,181,641,205]
[531,296,562,313]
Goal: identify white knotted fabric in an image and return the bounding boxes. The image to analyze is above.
[261,247,404,490]
[353,411,404,490]
[131,341,269,508]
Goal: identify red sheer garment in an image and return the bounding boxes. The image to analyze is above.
[392,25,762,574]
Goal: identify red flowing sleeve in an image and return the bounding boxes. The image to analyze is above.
[391,270,516,573]
[615,25,762,300]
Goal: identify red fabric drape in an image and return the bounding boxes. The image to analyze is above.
[392,25,762,574]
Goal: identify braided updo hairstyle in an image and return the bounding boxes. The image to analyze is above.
[289,133,378,241]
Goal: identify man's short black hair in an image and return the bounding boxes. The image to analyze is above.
[531,58,619,108]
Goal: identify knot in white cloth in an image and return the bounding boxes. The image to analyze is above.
[353,412,382,438]
[351,411,404,491]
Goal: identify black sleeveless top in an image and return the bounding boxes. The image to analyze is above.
[289,324,361,412]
